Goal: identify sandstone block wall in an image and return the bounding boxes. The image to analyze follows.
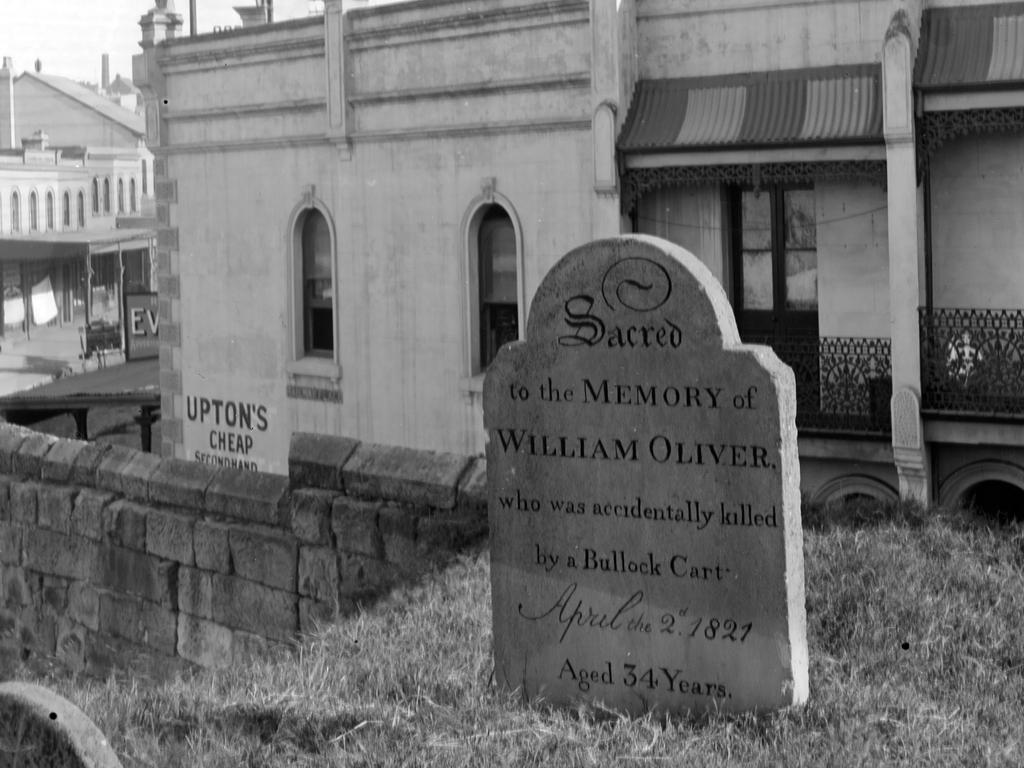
[0,425,485,676]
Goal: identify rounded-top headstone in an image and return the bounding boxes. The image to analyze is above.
[484,235,807,715]
[0,681,123,767]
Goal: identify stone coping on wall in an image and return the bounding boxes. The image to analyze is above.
[0,424,487,525]
[0,423,487,674]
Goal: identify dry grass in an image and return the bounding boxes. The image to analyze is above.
[11,503,1024,767]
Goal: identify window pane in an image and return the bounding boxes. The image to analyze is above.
[479,212,517,303]
[784,249,818,310]
[742,250,773,310]
[307,278,332,302]
[308,307,333,352]
[302,212,332,280]
[741,190,771,250]
[784,189,816,249]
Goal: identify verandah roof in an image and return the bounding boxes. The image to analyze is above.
[618,64,884,153]
[0,228,155,262]
[916,2,1024,90]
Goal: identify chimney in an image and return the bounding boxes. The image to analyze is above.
[234,2,269,27]
[22,129,47,151]
[0,57,14,149]
[102,54,110,91]
[34,58,41,73]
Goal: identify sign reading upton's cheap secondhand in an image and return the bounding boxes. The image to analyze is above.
[183,393,273,472]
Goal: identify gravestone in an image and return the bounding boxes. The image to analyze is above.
[0,681,123,767]
[484,235,807,715]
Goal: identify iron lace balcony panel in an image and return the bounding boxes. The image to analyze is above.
[747,335,893,436]
[920,308,1024,418]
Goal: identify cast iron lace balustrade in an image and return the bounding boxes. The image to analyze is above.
[746,334,892,435]
[919,308,1024,417]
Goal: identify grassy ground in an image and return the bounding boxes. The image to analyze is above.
[8,502,1024,767]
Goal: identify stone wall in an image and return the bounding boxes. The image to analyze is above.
[0,424,485,677]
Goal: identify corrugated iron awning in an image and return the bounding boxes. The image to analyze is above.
[619,65,883,153]
[0,228,155,263]
[916,3,1024,90]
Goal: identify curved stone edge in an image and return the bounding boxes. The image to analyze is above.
[0,681,123,768]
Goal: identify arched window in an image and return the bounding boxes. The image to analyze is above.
[62,191,70,228]
[129,178,137,213]
[45,191,54,230]
[29,191,38,231]
[10,191,20,233]
[103,178,110,213]
[477,205,519,369]
[141,160,148,195]
[92,178,99,213]
[77,191,85,228]
[300,209,334,355]
[117,178,124,214]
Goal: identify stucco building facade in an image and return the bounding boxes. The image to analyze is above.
[136,0,1024,511]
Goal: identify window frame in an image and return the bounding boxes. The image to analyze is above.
[10,190,20,233]
[287,196,339,372]
[462,194,525,378]
[729,182,819,340]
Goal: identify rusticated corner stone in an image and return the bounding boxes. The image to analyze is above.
[341,442,471,509]
[40,438,90,484]
[205,468,289,525]
[0,681,124,767]
[289,433,359,492]
[96,446,161,501]
[149,458,220,508]
[0,423,38,474]
[12,432,60,478]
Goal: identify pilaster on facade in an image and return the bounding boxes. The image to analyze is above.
[324,1,353,156]
[589,0,627,234]
[882,9,930,503]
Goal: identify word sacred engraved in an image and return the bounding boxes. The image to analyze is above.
[559,256,678,348]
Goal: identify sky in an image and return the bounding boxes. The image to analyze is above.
[2,0,316,85]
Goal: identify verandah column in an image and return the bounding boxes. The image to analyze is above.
[883,11,931,503]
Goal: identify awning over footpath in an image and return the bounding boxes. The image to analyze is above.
[916,3,1024,91]
[0,228,155,263]
[0,358,159,451]
[618,64,883,153]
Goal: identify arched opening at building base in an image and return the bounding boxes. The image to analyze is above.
[961,481,1024,525]
[940,461,1024,525]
